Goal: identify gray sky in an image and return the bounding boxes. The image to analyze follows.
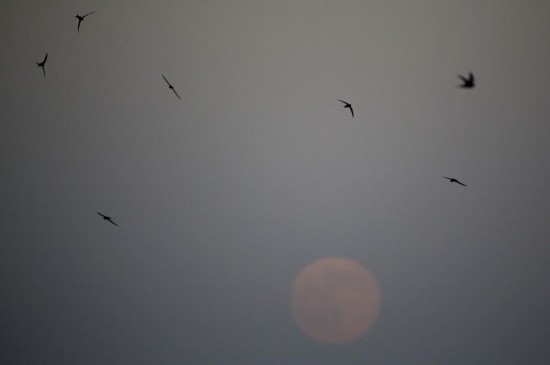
[2,0,550,363]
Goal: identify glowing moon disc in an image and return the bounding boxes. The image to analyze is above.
[291,257,381,343]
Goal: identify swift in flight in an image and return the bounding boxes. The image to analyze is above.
[97,212,119,226]
[36,53,48,78]
[162,74,181,100]
[338,99,354,117]
[75,12,95,32]
[442,176,467,186]
[457,72,475,88]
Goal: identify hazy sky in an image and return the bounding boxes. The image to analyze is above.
[2,0,550,363]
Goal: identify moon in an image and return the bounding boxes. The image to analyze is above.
[290,257,381,344]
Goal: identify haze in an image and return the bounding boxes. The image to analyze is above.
[1,0,550,363]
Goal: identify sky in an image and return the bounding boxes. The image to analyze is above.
[1,0,550,363]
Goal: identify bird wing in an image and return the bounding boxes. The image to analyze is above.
[456,181,467,186]
[43,53,48,63]
[442,176,452,180]
[349,106,354,117]
[458,74,468,83]
[97,212,106,218]
[162,74,171,86]
[83,11,95,17]
[338,99,347,104]
[77,19,82,31]
[172,88,181,100]
[42,66,46,78]
[108,219,119,226]
[468,72,474,82]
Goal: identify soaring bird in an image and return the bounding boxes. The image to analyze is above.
[36,53,48,78]
[457,72,475,88]
[338,99,354,117]
[75,12,94,32]
[97,212,119,226]
[162,74,181,100]
[442,176,467,186]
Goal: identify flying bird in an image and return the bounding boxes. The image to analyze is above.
[442,176,467,186]
[162,74,181,100]
[75,12,95,32]
[97,212,119,226]
[457,72,475,88]
[338,99,354,117]
[36,53,48,78]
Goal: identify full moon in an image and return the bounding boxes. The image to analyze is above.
[291,257,381,344]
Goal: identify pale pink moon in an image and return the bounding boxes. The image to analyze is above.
[291,257,381,344]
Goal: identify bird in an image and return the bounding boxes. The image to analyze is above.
[162,74,181,100]
[442,176,467,186]
[457,72,475,88]
[75,12,94,32]
[97,212,119,226]
[36,53,48,78]
[338,99,354,117]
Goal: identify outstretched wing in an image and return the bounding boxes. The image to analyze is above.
[349,106,354,117]
[162,74,171,86]
[172,88,181,100]
[468,72,474,83]
[77,18,82,31]
[97,212,106,218]
[456,180,467,186]
[442,176,452,181]
[83,11,95,18]
[458,74,468,83]
[108,218,119,226]
[338,99,347,104]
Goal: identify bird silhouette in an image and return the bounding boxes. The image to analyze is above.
[97,212,119,226]
[36,53,48,78]
[338,100,354,117]
[75,12,94,32]
[457,72,475,88]
[442,176,467,186]
[162,74,181,100]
